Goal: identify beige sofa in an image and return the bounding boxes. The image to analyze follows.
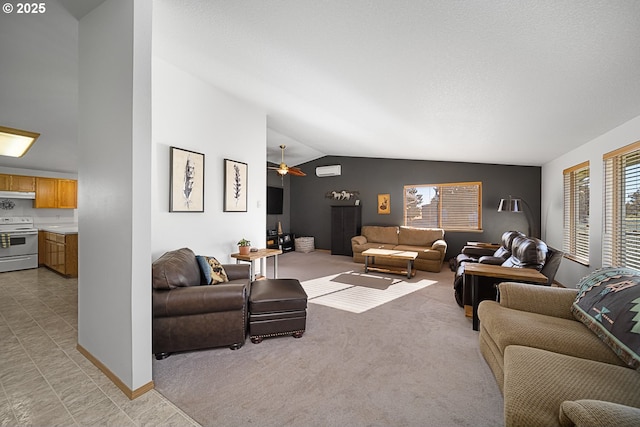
[478,279,640,427]
[350,225,446,272]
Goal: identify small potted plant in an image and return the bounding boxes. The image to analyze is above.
[237,238,251,255]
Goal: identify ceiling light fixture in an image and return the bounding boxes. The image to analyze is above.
[0,125,40,157]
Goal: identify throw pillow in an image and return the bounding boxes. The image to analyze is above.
[571,267,640,370]
[196,255,229,285]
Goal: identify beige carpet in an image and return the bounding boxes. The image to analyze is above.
[153,251,504,426]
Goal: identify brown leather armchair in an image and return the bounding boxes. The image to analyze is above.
[152,247,251,359]
[453,230,525,271]
[453,231,524,306]
[455,235,556,308]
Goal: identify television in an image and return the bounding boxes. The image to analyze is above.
[267,186,284,215]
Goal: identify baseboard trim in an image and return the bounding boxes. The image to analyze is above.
[76,344,154,400]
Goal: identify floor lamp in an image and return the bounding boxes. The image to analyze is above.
[498,196,535,237]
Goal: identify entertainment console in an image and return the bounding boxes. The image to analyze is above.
[266,231,295,252]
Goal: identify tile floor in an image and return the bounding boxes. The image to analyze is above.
[0,267,200,426]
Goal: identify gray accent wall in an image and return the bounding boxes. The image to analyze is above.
[266,164,291,235]
[288,156,541,259]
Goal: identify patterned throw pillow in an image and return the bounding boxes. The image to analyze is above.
[196,255,229,285]
[571,267,640,370]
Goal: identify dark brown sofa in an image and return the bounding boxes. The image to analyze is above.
[152,247,251,359]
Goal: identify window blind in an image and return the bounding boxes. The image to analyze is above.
[563,161,590,265]
[404,182,481,231]
[603,140,640,269]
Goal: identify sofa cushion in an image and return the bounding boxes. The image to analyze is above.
[398,226,443,246]
[559,399,640,427]
[353,242,398,253]
[478,300,626,367]
[362,226,398,245]
[196,255,229,285]
[572,267,640,370]
[393,245,442,260]
[504,346,640,427]
[152,247,201,290]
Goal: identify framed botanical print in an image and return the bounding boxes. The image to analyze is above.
[378,193,390,214]
[224,159,248,212]
[170,146,204,212]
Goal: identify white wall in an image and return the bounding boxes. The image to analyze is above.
[152,58,267,262]
[542,114,640,287]
[78,0,152,391]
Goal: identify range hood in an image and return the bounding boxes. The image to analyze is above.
[0,191,36,199]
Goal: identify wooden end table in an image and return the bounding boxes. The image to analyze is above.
[231,248,282,281]
[463,263,547,331]
[362,248,418,279]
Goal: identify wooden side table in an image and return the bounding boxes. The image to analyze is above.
[231,248,283,281]
[463,263,547,331]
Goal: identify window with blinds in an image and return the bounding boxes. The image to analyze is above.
[563,161,590,265]
[603,140,640,269]
[404,182,481,231]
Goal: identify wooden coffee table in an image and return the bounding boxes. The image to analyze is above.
[362,248,418,279]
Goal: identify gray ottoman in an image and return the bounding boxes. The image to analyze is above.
[249,278,307,344]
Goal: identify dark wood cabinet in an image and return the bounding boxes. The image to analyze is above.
[331,205,362,256]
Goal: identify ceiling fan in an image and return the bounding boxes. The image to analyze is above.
[269,144,306,176]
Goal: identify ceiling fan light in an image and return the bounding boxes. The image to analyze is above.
[277,168,288,175]
[0,126,39,157]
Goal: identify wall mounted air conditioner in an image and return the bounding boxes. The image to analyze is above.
[315,165,341,177]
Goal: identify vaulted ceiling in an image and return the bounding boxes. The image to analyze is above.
[2,1,640,173]
[154,0,640,167]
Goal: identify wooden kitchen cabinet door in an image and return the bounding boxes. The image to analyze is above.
[0,174,10,190]
[34,177,57,208]
[57,179,77,209]
[10,175,36,192]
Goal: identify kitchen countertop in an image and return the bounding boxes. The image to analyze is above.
[37,224,78,234]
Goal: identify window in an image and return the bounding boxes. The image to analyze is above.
[404,182,481,231]
[563,161,590,265]
[603,140,640,269]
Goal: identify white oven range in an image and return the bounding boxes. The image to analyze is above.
[0,216,38,273]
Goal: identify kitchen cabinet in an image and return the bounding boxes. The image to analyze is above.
[0,174,36,192]
[42,231,77,277]
[34,177,77,209]
[38,230,46,265]
[11,175,36,192]
[56,179,77,209]
[34,178,56,207]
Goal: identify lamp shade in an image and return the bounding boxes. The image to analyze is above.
[498,197,522,212]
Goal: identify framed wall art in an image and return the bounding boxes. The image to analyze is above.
[170,146,205,212]
[378,193,390,214]
[224,159,248,212]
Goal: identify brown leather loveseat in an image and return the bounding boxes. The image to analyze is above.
[152,247,251,359]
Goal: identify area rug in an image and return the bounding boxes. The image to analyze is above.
[302,271,437,313]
